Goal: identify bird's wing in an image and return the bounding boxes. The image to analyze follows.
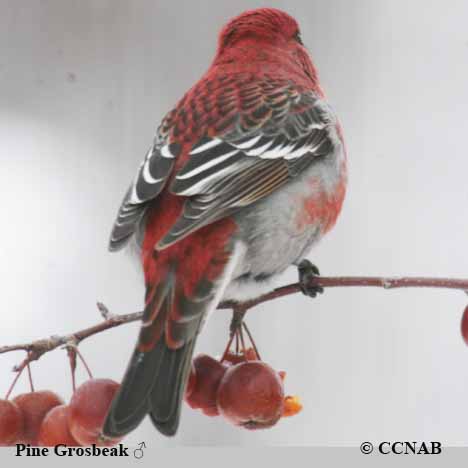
[159,81,338,248]
[108,117,180,251]
[109,77,338,251]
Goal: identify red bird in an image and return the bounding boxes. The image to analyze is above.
[103,8,347,437]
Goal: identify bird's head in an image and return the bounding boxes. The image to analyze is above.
[214,8,318,85]
[217,8,302,51]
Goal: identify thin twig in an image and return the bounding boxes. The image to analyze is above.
[0,276,467,369]
[218,276,468,310]
[97,301,116,320]
[0,312,143,358]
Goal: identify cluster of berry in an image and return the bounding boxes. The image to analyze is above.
[0,379,121,447]
[185,348,302,429]
[1,327,303,444]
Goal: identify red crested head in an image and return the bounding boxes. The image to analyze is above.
[214,8,319,88]
[217,8,300,51]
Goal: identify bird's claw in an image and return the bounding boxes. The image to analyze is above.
[298,259,324,298]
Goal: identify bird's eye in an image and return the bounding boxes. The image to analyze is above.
[293,30,303,45]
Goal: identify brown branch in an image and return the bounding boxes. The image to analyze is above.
[0,310,143,363]
[1,276,468,375]
[218,276,468,310]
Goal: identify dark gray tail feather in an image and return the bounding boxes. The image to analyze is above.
[148,337,197,436]
[103,335,197,438]
[103,264,207,438]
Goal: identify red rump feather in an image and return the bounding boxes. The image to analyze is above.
[139,189,236,351]
[141,193,236,295]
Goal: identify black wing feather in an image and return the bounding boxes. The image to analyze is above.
[109,80,338,252]
[109,141,181,251]
[157,91,337,249]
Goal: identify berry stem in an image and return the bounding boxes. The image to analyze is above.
[26,359,35,392]
[242,322,261,361]
[4,365,25,400]
[238,324,247,356]
[67,346,77,392]
[220,332,236,363]
[75,348,93,379]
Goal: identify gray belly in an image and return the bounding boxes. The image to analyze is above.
[231,153,342,281]
[232,193,321,280]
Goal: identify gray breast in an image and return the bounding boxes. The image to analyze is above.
[231,141,344,280]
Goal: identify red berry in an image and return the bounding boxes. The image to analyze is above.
[37,405,80,446]
[68,378,122,446]
[13,391,63,444]
[0,399,24,446]
[244,348,259,361]
[223,348,258,366]
[222,351,242,366]
[461,305,468,346]
[184,354,227,416]
[217,361,284,430]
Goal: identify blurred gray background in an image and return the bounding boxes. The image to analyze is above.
[1,0,468,447]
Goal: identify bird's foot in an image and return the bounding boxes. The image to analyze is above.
[298,259,324,298]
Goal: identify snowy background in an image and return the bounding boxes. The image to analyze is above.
[1,0,468,447]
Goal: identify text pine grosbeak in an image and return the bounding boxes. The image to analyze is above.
[104,8,347,437]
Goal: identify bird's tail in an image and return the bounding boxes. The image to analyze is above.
[103,240,240,437]
[102,270,202,437]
